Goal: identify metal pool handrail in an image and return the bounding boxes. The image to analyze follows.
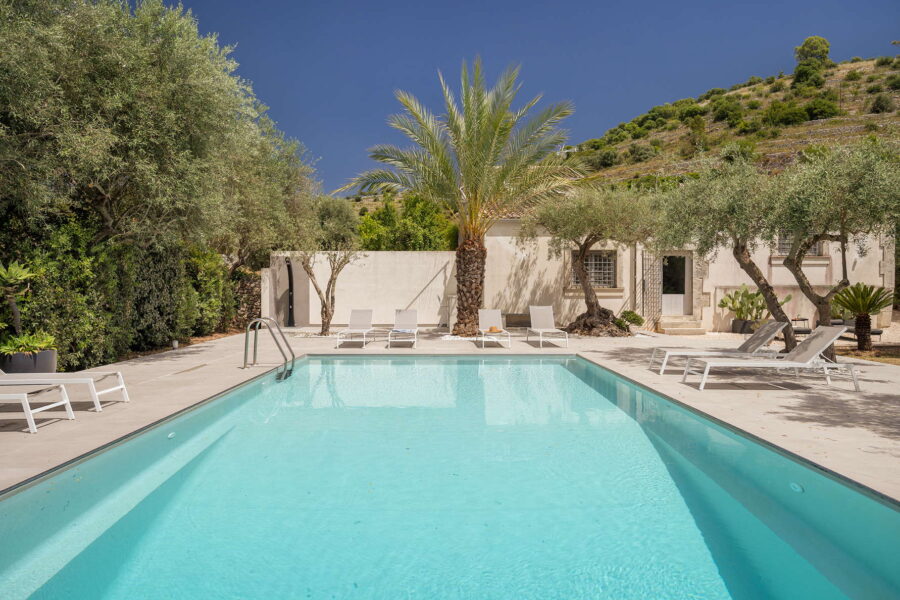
[243,317,295,380]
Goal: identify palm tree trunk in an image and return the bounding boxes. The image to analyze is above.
[453,237,486,336]
[854,313,872,352]
[6,295,22,336]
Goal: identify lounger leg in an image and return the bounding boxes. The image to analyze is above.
[539,333,544,349]
[699,365,711,391]
[682,359,692,383]
[649,348,659,370]
[119,373,130,403]
[60,385,75,420]
[88,380,103,412]
[564,333,568,348]
[20,395,37,434]
[823,367,832,386]
[850,366,860,392]
[659,353,669,375]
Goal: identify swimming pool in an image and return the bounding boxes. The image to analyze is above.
[1,356,897,599]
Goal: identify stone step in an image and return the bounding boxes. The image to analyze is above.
[660,327,707,336]
[658,317,702,328]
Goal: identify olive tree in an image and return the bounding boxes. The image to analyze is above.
[522,187,657,335]
[776,140,900,357]
[658,153,798,349]
[294,197,363,335]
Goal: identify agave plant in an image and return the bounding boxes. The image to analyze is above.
[0,261,37,336]
[833,283,894,351]
[341,59,580,335]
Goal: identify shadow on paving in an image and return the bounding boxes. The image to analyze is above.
[769,390,900,440]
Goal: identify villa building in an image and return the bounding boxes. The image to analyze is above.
[265,220,895,334]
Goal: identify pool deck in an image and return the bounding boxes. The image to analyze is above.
[1,329,899,503]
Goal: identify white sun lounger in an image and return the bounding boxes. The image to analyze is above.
[649,320,787,375]
[0,386,74,433]
[0,368,129,412]
[683,325,859,391]
[388,309,418,348]
[476,309,511,348]
[335,309,375,348]
[526,306,568,348]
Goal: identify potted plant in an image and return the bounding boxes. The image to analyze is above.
[0,332,57,373]
[0,261,58,373]
[718,285,791,333]
[833,283,894,351]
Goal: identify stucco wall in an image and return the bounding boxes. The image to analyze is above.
[270,251,456,327]
[266,229,894,332]
[483,220,635,323]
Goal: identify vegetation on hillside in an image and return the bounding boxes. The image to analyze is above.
[568,37,900,180]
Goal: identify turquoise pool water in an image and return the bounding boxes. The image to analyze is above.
[1,356,898,599]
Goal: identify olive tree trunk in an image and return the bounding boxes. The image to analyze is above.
[783,233,848,361]
[732,242,796,350]
[452,237,486,337]
[566,238,624,336]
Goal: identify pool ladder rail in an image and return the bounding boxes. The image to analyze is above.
[242,317,296,381]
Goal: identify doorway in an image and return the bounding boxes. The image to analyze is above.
[662,255,692,315]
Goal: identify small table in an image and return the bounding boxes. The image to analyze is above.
[791,318,811,336]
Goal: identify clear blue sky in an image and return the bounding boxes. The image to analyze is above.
[181,0,899,192]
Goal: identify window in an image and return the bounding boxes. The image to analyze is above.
[572,250,616,288]
[775,235,825,257]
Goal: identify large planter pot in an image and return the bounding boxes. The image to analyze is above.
[0,349,57,373]
[730,319,761,334]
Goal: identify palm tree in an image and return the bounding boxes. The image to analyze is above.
[340,59,580,335]
[833,283,894,351]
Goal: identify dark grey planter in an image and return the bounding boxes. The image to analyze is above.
[730,319,753,334]
[0,349,57,373]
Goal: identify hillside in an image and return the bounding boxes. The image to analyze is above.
[569,53,900,180]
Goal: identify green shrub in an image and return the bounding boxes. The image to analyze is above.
[763,101,808,126]
[804,98,839,120]
[711,96,744,126]
[866,74,880,82]
[585,148,620,169]
[17,224,135,370]
[736,119,762,135]
[698,88,726,101]
[867,83,884,94]
[612,318,628,331]
[870,93,895,114]
[875,56,892,67]
[188,248,235,336]
[845,70,862,81]
[627,143,657,163]
[677,102,708,121]
[620,310,644,326]
[850,56,863,63]
[720,140,756,162]
[765,76,775,84]
[792,60,825,88]
[769,81,785,93]
[649,138,662,148]
[886,74,900,91]
[130,245,195,349]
